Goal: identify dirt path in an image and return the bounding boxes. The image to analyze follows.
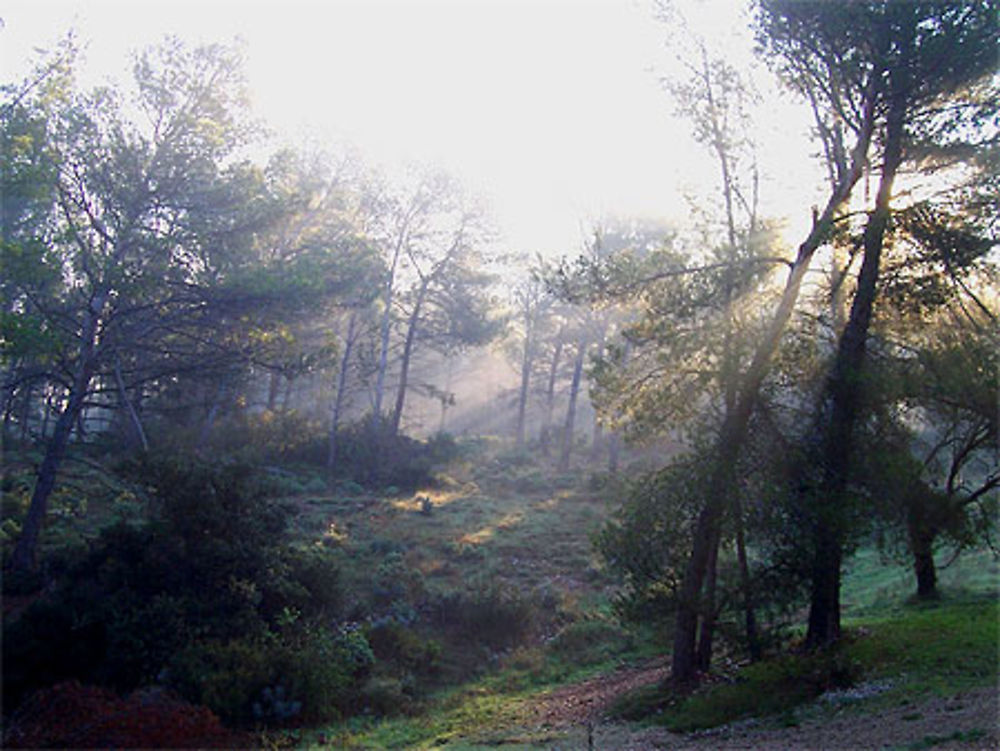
[526,660,669,728]
[480,664,998,750]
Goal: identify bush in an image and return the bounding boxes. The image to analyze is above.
[167,626,374,726]
[3,681,242,749]
[329,419,460,490]
[1,455,347,722]
[367,621,442,677]
[548,619,633,666]
[429,583,535,651]
[359,675,418,716]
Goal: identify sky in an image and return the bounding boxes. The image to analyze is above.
[0,0,821,256]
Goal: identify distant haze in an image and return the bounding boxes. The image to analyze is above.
[1,0,820,257]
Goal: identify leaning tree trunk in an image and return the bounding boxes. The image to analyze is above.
[9,291,107,573]
[391,280,429,437]
[671,90,878,683]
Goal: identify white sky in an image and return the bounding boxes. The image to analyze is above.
[0,0,821,255]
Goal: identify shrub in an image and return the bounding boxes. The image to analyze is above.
[1,455,346,721]
[166,626,374,726]
[429,583,535,651]
[3,681,242,749]
[367,621,442,677]
[548,619,633,666]
[328,419,460,490]
[359,675,418,716]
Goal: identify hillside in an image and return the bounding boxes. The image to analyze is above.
[270,445,1000,749]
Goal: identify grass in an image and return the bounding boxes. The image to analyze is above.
[288,458,618,623]
[9,437,997,748]
[841,545,1000,617]
[291,448,998,747]
[608,592,998,734]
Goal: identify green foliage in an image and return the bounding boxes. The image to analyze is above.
[546,619,634,667]
[1,456,347,724]
[329,420,460,490]
[594,460,705,626]
[367,622,442,678]
[168,626,373,725]
[845,595,998,695]
[429,582,536,652]
[663,649,863,731]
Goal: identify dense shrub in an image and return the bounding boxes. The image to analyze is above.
[166,625,373,725]
[3,681,243,749]
[329,419,459,490]
[429,583,535,651]
[2,456,348,725]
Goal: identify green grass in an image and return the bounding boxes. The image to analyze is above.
[845,594,998,696]
[841,546,1000,617]
[609,593,998,733]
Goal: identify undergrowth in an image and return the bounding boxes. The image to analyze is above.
[609,593,998,732]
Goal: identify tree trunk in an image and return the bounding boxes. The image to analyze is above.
[671,87,879,683]
[374,234,406,421]
[805,84,906,650]
[41,387,53,439]
[196,379,227,453]
[391,280,429,436]
[540,331,565,456]
[695,524,721,672]
[515,327,534,449]
[907,499,939,599]
[558,337,587,472]
[19,383,34,442]
[735,501,760,660]
[912,532,938,599]
[115,356,148,452]
[10,290,107,573]
[328,312,358,471]
[267,371,281,411]
[607,434,622,474]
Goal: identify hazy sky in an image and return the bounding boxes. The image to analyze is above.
[1,0,819,255]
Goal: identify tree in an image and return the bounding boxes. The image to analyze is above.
[861,154,999,598]
[2,39,364,573]
[866,326,998,598]
[776,0,1000,648]
[508,263,553,449]
[387,183,499,436]
[657,0,892,683]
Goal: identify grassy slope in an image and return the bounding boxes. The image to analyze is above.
[308,466,999,749]
[10,442,993,749]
